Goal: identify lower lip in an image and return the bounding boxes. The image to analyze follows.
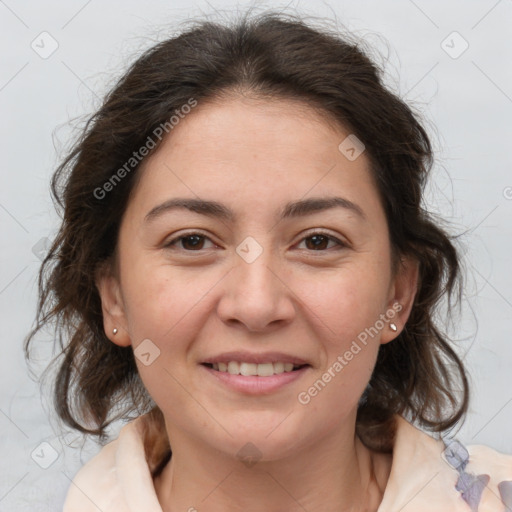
[200,364,310,395]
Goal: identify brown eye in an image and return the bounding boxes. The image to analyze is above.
[297,232,345,251]
[165,233,215,251]
[305,234,329,250]
[181,235,205,250]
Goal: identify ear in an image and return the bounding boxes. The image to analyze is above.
[95,261,131,347]
[380,254,419,345]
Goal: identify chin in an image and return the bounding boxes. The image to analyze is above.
[211,415,313,462]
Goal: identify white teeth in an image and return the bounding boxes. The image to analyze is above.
[227,361,239,375]
[209,361,303,376]
[273,362,285,374]
[256,362,274,377]
[240,362,257,376]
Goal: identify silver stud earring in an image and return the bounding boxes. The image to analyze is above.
[113,328,118,335]
[389,323,397,332]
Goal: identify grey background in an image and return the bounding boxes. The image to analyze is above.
[1,0,511,509]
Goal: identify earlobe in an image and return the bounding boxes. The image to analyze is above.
[95,263,131,347]
[381,255,419,344]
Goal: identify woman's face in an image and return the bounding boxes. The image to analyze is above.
[97,96,417,460]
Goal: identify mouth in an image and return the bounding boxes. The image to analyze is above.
[201,361,310,376]
[200,358,311,395]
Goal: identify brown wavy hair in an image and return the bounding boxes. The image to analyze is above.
[25,10,469,453]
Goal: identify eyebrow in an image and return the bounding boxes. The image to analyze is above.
[144,196,366,223]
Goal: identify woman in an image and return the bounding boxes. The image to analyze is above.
[25,10,512,512]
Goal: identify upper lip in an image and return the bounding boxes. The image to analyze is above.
[201,351,310,366]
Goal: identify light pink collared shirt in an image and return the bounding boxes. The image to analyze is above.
[63,413,512,511]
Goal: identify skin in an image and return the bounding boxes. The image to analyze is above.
[96,95,419,512]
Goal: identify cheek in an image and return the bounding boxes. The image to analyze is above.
[294,261,389,404]
[123,266,210,419]
[120,263,222,397]
[298,264,390,343]
[121,261,218,342]
[298,287,380,425]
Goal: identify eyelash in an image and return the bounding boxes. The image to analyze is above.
[164,230,347,253]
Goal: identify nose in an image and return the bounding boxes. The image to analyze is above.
[216,248,296,333]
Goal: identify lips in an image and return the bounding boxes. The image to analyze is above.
[200,362,310,395]
[201,352,311,379]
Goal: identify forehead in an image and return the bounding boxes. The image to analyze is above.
[155,95,350,167]
[125,96,383,224]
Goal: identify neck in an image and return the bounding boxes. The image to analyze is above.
[154,422,392,512]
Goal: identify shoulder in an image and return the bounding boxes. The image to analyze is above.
[62,415,166,512]
[62,434,125,512]
[377,415,512,512]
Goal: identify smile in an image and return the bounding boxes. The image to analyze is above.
[200,362,311,395]
[203,361,307,376]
